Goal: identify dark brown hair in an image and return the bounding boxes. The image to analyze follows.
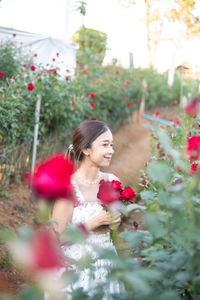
[66,120,109,163]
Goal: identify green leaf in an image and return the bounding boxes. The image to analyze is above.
[125,203,146,213]
[120,230,152,246]
[147,161,172,185]
[20,287,43,300]
[143,213,167,238]
[140,190,155,201]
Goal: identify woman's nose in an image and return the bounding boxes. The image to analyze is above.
[109,146,114,154]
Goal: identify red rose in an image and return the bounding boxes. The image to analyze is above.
[154,112,159,117]
[34,53,37,57]
[133,98,138,103]
[30,228,64,270]
[90,103,96,108]
[0,70,5,78]
[190,163,198,176]
[142,179,146,185]
[12,76,15,80]
[125,80,130,84]
[72,103,76,107]
[123,96,128,101]
[30,65,35,71]
[27,83,35,91]
[23,64,27,68]
[173,99,178,104]
[66,76,69,81]
[97,180,120,204]
[56,52,59,57]
[121,186,136,201]
[52,58,55,62]
[83,69,88,74]
[13,33,16,37]
[25,153,74,201]
[184,97,199,118]
[115,69,119,74]
[47,69,57,75]
[89,92,95,98]
[66,69,70,73]
[127,103,132,107]
[187,136,200,161]
[175,120,180,126]
[133,221,138,228]
[111,180,122,192]
[92,116,97,120]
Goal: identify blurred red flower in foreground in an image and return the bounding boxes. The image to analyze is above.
[184,97,199,118]
[133,221,138,228]
[0,70,5,78]
[173,99,178,104]
[92,116,97,120]
[115,69,119,74]
[125,80,130,84]
[31,228,64,269]
[9,228,64,272]
[154,112,159,117]
[97,180,120,204]
[186,136,200,162]
[27,83,35,91]
[25,153,74,201]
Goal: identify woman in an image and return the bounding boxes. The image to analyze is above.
[52,120,126,299]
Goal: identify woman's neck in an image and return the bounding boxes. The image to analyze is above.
[76,161,100,182]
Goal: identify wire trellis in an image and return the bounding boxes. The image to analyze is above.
[0,135,67,187]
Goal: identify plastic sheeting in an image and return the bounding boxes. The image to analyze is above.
[0,26,78,77]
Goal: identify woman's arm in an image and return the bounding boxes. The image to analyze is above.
[52,199,74,239]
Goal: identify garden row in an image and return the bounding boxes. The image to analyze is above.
[0,38,199,186]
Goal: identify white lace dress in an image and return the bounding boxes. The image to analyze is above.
[58,173,126,299]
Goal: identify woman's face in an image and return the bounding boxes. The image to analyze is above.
[85,130,114,167]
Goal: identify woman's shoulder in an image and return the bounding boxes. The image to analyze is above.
[100,172,120,182]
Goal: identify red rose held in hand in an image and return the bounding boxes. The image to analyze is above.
[111,180,122,191]
[97,180,120,204]
[26,153,74,201]
[121,186,136,201]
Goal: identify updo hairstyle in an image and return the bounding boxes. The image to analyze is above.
[66,120,109,164]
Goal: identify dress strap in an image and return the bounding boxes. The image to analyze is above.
[71,179,85,205]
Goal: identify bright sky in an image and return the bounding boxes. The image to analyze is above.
[0,0,200,72]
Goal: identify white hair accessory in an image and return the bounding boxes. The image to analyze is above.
[68,144,74,151]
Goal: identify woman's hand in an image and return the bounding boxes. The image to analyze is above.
[85,210,121,231]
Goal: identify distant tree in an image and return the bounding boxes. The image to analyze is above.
[118,0,200,67]
[166,0,200,38]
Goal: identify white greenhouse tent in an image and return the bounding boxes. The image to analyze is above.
[0,26,78,77]
[0,26,78,171]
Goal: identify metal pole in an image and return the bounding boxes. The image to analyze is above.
[31,94,41,173]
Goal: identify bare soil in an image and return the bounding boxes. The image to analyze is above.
[0,105,180,297]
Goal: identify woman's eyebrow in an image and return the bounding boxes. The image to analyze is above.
[101,140,113,143]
